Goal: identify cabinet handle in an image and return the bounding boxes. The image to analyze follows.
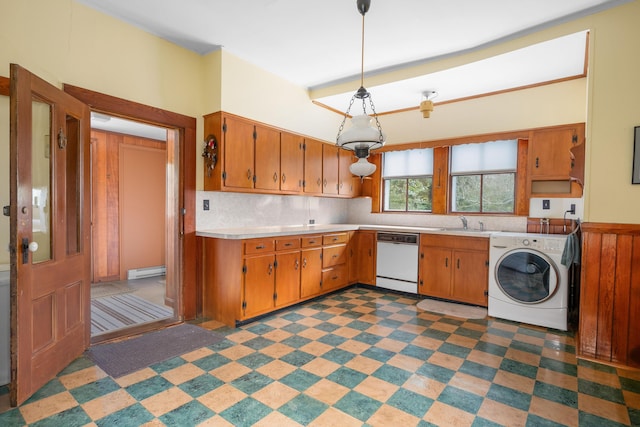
[323,178,327,187]
[317,178,321,187]
[273,172,278,182]
[309,240,316,244]
[445,257,449,267]
[457,259,460,269]
[268,263,273,275]
[332,275,338,280]
[302,258,307,268]
[256,245,265,250]
[535,157,539,168]
[340,182,343,189]
[294,259,299,270]
[282,173,286,183]
[332,254,338,259]
[284,242,292,247]
[419,279,423,286]
[247,169,252,180]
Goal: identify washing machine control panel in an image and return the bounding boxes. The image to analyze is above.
[491,233,567,255]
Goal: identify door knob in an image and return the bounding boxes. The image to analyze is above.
[21,238,38,264]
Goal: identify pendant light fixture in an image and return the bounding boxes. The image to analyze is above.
[336,0,385,179]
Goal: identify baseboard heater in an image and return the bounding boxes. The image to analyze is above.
[127,265,166,280]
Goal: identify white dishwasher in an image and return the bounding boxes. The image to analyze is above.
[376,232,419,293]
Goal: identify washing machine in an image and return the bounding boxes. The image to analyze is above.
[488,232,569,331]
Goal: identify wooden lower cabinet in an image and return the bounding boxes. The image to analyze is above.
[349,230,376,285]
[419,234,489,306]
[301,247,323,298]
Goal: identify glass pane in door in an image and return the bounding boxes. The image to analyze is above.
[65,115,81,255]
[31,98,52,263]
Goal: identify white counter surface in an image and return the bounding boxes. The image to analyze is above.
[196,223,493,239]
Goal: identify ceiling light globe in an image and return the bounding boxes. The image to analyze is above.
[349,157,377,178]
[337,114,385,152]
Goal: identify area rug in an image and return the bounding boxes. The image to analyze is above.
[91,293,173,335]
[416,299,487,320]
[86,324,224,378]
[90,282,134,299]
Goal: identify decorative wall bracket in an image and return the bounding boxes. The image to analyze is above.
[202,134,218,177]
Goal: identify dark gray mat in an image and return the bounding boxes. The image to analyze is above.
[86,324,224,378]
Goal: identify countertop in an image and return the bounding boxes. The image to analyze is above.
[196,223,494,239]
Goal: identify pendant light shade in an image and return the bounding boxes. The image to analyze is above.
[335,0,385,179]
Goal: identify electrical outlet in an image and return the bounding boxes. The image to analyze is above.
[569,203,576,214]
[203,199,210,211]
[309,219,315,225]
[542,199,550,210]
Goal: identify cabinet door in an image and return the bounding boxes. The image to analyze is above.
[275,251,301,307]
[322,144,339,195]
[452,250,488,306]
[301,248,322,297]
[280,132,304,193]
[420,247,452,298]
[223,116,256,189]
[323,244,347,268]
[243,255,275,318]
[339,150,356,196]
[254,125,281,191]
[304,138,323,195]
[529,127,576,179]
[355,231,376,284]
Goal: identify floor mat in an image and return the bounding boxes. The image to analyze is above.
[90,282,134,299]
[91,293,172,335]
[85,324,224,378]
[416,298,487,319]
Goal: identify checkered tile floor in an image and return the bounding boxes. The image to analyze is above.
[1,287,639,426]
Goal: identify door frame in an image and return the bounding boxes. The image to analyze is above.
[62,85,198,325]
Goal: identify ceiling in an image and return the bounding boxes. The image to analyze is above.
[76,0,627,117]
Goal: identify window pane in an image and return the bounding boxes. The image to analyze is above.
[451,140,517,173]
[65,115,81,255]
[31,98,52,263]
[408,177,432,212]
[384,179,407,211]
[482,173,515,213]
[383,148,433,177]
[452,175,481,212]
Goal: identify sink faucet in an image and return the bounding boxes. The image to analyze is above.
[459,216,468,230]
[479,221,484,231]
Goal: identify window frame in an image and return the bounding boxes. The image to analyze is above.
[449,169,517,214]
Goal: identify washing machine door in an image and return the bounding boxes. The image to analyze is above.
[495,249,559,304]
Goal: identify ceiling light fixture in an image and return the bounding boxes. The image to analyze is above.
[419,90,437,118]
[336,0,385,179]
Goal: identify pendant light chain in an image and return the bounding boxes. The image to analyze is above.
[360,13,365,90]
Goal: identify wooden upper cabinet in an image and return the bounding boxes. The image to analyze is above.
[223,115,256,190]
[304,138,324,195]
[323,144,339,195]
[254,124,281,191]
[529,125,580,179]
[280,132,304,193]
[339,150,357,196]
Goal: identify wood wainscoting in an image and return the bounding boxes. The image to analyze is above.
[579,222,640,368]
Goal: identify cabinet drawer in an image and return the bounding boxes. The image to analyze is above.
[323,244,347,268]
[301,235,322,248]
[323,233,348,245]
[322,264,348,290]
[276,237,300,251]
[244,238,275,255]
[421,234,488,251]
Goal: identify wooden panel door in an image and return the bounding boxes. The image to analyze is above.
[280,132,304,193]
[10,64,91,406]
[223,115,255,189]
[303,138,323,195]
[275,251,301,307]
[254,124,280,191]
[301,248,322,297]
[356,231,376,285]
[451,250,488,306]
[322,144,339,195]
[529,127,576,179]
[339,150,356,196]
[243,255,275,318]
[421,247,452,298]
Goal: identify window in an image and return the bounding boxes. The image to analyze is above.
[450,140,517,213]
[383,148,433,212]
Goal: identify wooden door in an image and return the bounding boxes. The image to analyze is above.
[356,231,376,284]
[243,255,275,318]
[254,124,280,191]
[421,247,452,298]
[9,64,91,406]
[322,144,339,195]
[301,248,322,297]
[274,251,300,307]
[223,115,255,189]
[529,127,575,179]
[280,132,304,193]
[303,138,323,194]
[451,250,489,306]
[338,150,356,196]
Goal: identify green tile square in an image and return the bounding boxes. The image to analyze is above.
[32,406,92,427]
[454,327,484,340]
[208,338,235,351]
[60,356,96,376]
[237,352,275,370]
[372,365,412,386]
[159,400,215,426]
[459,360,498,381]
[378,318,403,329]
[69,377,121,404]
[510,340,543,356]
[337,302,357,310]
[151,356,186,374]
[318,333,347,347]
[126,376,173,401]
[629,408,640,426]
[578,359,618,374]
[421,328,451,341]
[437,385,484,414]
[231,371,273,394]
[220,397,272,426]
[539,357,577,376]
[517,327,547,339]
[0,408,25,427]
[192,353,232,371]
[525,414,567,427]
[474,341,508,357]
[96,403,154,427]
[499,358,538,379]
[326,367,368,388]
[342,310,365,319]
[178,374,224,398]
[387,388,433,417]
[280,350,315,367]
[245,323,275,335]
[578,411,629,427]
[346,320,373,331]
[438,342,472,359]
[282,312,306,322]
[439,317,464,326]
[472,417,505,427]
[315,322,341,333]
[334,390,382,422]
[24,378,66,403]
[322,348,356,365]
[388,330,418,343]
[282,323,308,334]
[533,381,577,408]
[543,340,575,355]
[621,376,640,393]
[400,344,434,361]
[487,327,515,339]
[578,378,625,404]
[243,336,276,350]
[280,369,322,392]
[311,311,334,321]
[416,363,455,384]
[486,383,531,411]
[281,335,312,349]
[353,331,383,345]
[362,347,395,363]
[279,394,328,425]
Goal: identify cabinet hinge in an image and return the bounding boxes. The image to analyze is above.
[420,252,424,259]
[485,260,489,267]
[572,133,578,144]
[242,300,247,310]
[222,121,227,133]
[242,265,247,274]
[302,142,307,151]
[319,280,323,288]
[274,259,278,268]
[302,180,306,188]
[253,127,257,141]
[484,290,489,296]
[222,171,227,181]
[319,252,323,260]
[252,175,256,183]
[273,292,277,301]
